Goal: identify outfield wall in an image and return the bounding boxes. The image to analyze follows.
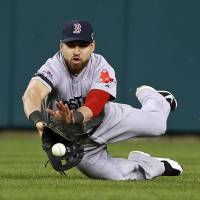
[1,0,200,132]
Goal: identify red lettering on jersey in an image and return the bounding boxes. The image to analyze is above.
[99,70,113,83]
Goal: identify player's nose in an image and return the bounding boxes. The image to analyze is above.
[73,46,81,55]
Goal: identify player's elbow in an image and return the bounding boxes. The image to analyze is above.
[22,92,27,104]
[22,90,31,104]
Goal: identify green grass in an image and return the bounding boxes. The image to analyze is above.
[0,131,200,200]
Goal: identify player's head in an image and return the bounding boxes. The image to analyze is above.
[60,20,95,75]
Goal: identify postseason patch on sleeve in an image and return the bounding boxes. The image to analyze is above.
[41,71,54,83]
[33,70,55,90]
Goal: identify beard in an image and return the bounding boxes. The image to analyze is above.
[65,58,89,75]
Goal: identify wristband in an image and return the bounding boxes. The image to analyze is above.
[29,110,43,126]
[73,110,84,124]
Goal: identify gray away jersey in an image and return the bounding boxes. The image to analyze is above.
[31,52,171,147]
[32,52,117,110]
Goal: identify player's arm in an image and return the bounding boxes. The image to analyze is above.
[76,67,116,123]
[22,79,50,135]
[77,89,110,123]
[46,89,110,124]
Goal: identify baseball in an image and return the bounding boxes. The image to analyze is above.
[51,143,66,157]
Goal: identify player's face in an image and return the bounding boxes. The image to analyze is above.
[60,41,95,75]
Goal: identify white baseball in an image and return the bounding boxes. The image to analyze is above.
[51,143,66,157]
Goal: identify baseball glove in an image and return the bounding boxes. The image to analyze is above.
[41,110,105,174]
[42,121,84,174]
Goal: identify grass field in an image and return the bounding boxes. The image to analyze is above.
[0,131,200,200]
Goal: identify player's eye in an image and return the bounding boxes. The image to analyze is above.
[65,42,76,48]
[78,42,91,48]
[65,41,90,48]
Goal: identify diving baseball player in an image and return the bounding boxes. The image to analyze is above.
[22,19,183,180]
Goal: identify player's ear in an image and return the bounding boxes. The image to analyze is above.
[91,42,95,53]
[60,42,64,52]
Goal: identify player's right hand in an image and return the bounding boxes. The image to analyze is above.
[36,121,46,137]
[46,101,73,124]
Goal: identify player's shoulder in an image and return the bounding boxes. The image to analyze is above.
[91,53,108,63]
[33,52,67,90]
[36,52,66,81]
[45,52,63,67]
[90,53,113,70]
[40,52,65,72]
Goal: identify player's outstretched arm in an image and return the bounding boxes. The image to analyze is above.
[46,89,110,124]
[46,101,93,124]
[22,79,50,135]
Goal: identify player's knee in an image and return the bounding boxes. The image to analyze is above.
[151,122,167,136]
[156,127,166,136]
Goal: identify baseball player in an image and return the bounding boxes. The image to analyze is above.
[22,19,183,180]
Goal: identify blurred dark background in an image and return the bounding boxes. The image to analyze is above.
[1,0,200,132]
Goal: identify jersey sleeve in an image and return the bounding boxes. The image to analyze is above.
[31,58,60,92]
[90,58,117,99]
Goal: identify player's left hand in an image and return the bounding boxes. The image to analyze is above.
[36,121,46,137]
[46,101,73,124]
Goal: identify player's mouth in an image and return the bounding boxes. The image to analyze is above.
[72,57,81,64]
